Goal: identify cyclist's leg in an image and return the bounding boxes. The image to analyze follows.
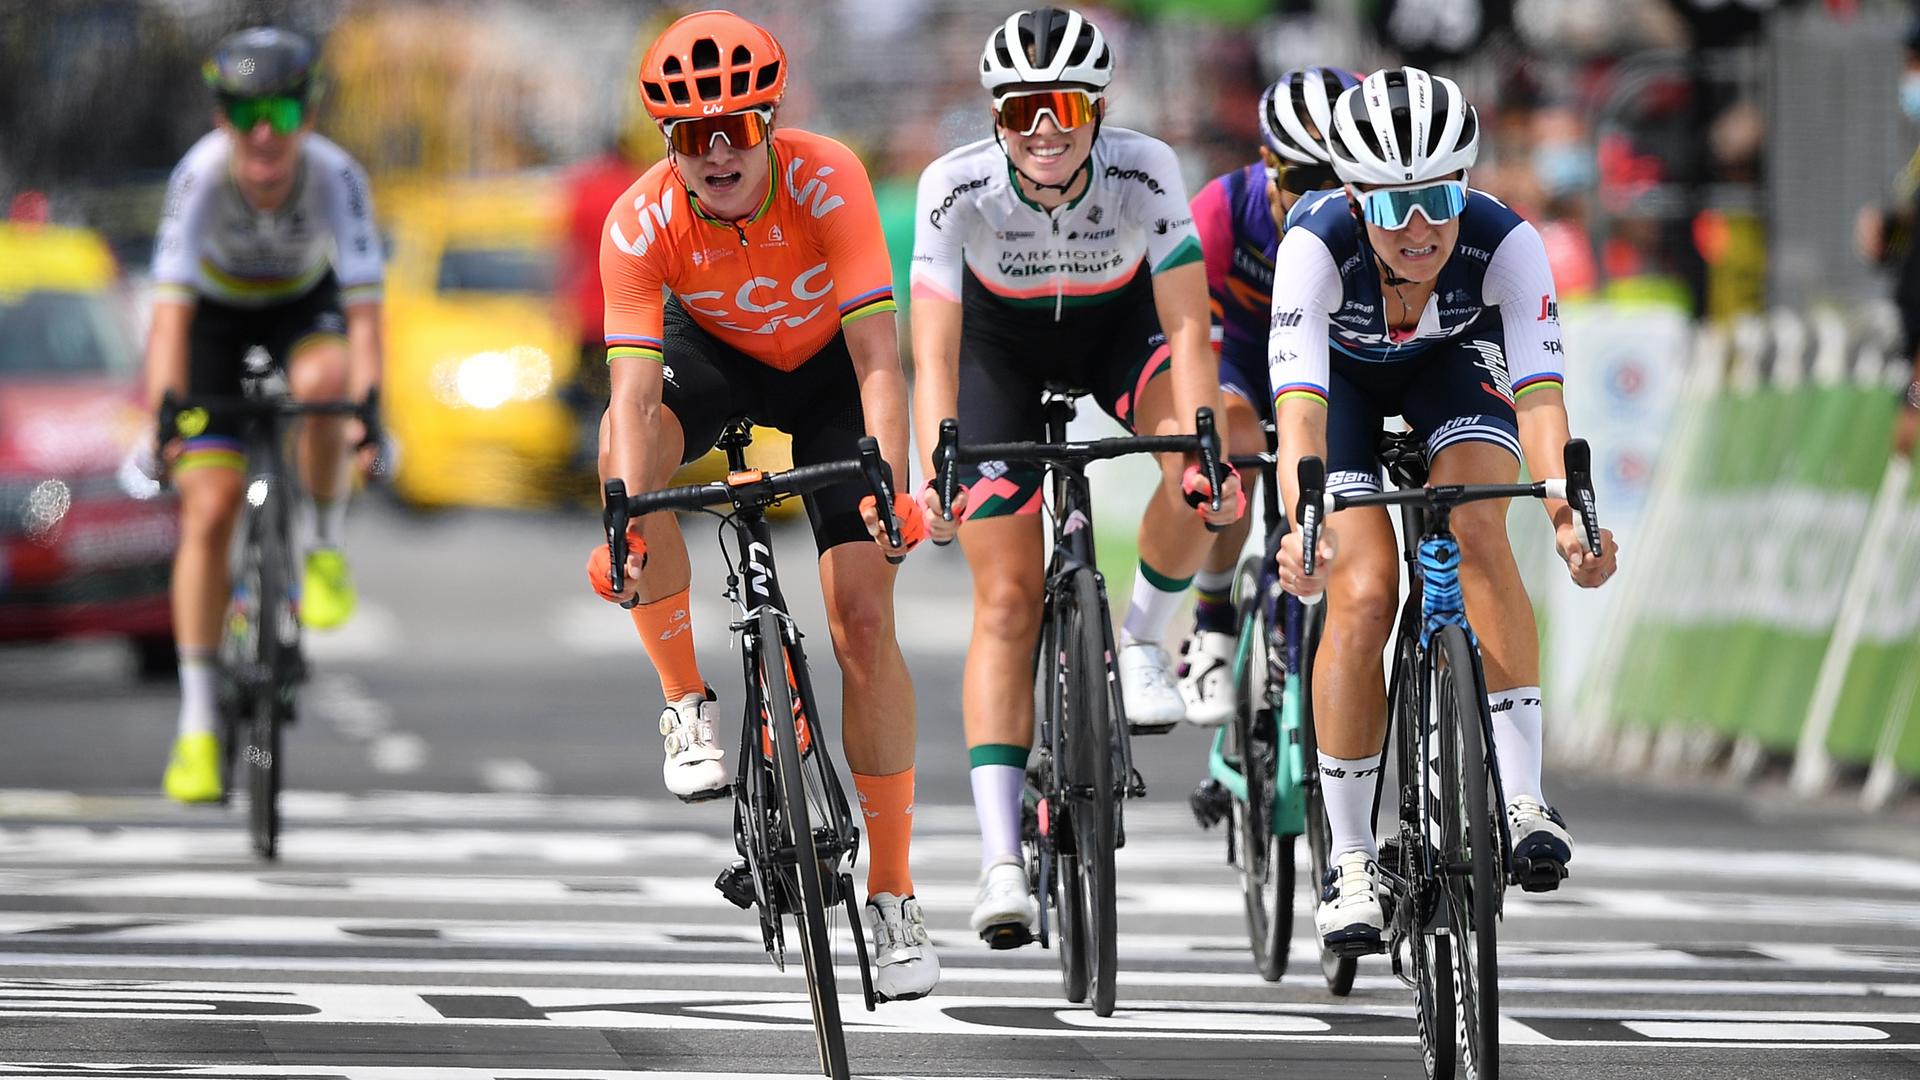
[604,299,739,799]
[1309,366,1400,950]
[163,304,249,802]
[1408,332,1570,870]
[275,287,355,629]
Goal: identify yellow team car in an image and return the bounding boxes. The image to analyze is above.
[379,174,790,511]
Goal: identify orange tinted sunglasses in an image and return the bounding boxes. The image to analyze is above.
[664,107,772,156]
[993,89,1102,136]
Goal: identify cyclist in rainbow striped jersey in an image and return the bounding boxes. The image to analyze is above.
[1267,68,1619,954]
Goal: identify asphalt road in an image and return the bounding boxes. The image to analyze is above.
[3,501,1919,1080]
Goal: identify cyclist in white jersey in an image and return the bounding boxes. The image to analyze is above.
[1267,68,1618,953]
[910,7,1243,947]
[147,27,384,804]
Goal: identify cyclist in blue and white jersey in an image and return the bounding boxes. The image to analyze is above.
[1175,66,1358,726]
[1266,68,1619,953]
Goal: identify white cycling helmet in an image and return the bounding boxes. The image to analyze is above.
[1260,67,1361,165]
[1329,66,1479,186]
[980,7,1113,94]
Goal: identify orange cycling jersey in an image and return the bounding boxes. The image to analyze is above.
[600,128,896,373]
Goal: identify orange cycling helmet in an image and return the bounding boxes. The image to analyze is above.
[638,10,787,122]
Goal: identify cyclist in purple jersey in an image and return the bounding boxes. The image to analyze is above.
[1176,67,1358,726]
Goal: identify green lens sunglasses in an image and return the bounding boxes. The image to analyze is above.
[223,96,305,135]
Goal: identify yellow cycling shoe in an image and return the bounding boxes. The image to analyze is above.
[302,548,357,630]
[163,732,223,804]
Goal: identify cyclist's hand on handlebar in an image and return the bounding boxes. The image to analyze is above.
[1180,464,1247,527]
[586,522,649,604]
[861,492,927,558]
[1556,520,1617,589]
[1276,525,1336,601]
[920,482,967,544]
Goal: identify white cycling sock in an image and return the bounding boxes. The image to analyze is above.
[307,498,347,551]
[177,647,218,738]
[1489,686,1545,805]
[1122,561,1191,645]
[968,762,1026,871]
[1317,750,1383,860]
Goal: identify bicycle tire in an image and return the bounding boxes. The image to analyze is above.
[1394,627,1455,1080]
[1062,567,1118,1016]
[1231,556,1292,982]
[1435,626,1500,1080]
[1041,594,1089,1002]
[246,503,289,861]
[1296,602,1357,995]
[760,610,848,1080]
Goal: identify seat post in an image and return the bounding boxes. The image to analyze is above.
[717,421,754,473]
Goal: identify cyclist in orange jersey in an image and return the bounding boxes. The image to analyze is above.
[585,9,937,1002]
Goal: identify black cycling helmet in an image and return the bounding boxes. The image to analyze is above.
[202,26,319,102]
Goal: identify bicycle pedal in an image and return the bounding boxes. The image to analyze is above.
[675,784,731,806]
[714,860,756,910]
[1324,927,1387,958]
[979,922,1034,951]
[1127,718,1178,736]
[1188,778,1231,830]
[1511,855,1569,893]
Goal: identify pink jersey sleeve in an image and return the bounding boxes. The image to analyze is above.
[1191,174,1236,348]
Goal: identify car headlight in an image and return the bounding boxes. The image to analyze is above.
[432,346,555,410]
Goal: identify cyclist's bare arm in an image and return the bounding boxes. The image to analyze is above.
[844,313,912,502]
[343,301,383,400]
[1149,261,1223,435]
[907,296,964,523]
[144,299,195,413]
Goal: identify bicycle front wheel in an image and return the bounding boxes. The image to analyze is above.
[1435,625,1500,1080]
[760,610,847,1080]
[1230,555,1292,981]
[245,506,289,861]
[1061,567,1118,1016]
[1297,601,1356,995]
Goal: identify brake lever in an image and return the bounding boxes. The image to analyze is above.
[858,436,905,565]
[604,478,631,597]
[1296,455,1327,605]
[933,417,959,544]
[1563,438,1603,558]
[1196,406,1225,534]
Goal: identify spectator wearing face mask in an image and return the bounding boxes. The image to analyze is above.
[1854,18,1920,458]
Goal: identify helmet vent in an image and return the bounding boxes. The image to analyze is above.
[691,37,720,71]
[662,57,683,76]
[755,60,781,91]
[642,81,667,104]
[696,74,722,101]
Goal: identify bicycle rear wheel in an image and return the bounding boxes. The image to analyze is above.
[760,610,848,1080]
[1230,556,1292,981]
[1435,626,1500,1080]
[1060,568,1117,1016]
[1296,601,1356,994]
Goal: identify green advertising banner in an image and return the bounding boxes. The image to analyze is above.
[1827,455,1920,766]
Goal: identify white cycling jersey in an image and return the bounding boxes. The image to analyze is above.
[910,127,1203,320]
[151,130,383,309]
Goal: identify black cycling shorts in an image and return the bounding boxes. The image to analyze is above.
[1324,322,1524,498]
[658,295,870,554]
[180,274,347,447]
[955,265,1171,519]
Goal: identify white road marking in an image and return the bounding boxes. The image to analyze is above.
[0,1070,1028,1080]
[478,758,548,794]
[369,733,427,774]
[1622,1020,1891,1041]
[302,602,402,662]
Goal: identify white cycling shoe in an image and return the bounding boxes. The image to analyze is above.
[864,893,940,1001]
[659,690,728,802]
[1316,849,1385,956]
[1119,640,1185,733]
[1177,630,1237,728]
[970,860,1039,950]
[1507,795,1573,892]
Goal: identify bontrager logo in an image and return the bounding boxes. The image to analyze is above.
[785,156,845,219]
[1104,166,1164,195]
[609,188,678,258]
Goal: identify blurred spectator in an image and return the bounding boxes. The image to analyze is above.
[1854,18,1920,458]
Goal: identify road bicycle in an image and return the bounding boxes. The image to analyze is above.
[158,362,376,861]
[604,422,902,1079]
[1294,433,1602,1080]
[1187,422,1357,993]
[932,395,1225,1017]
